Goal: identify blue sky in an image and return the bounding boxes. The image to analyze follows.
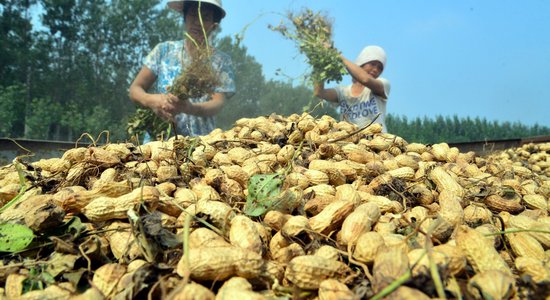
[178,0,550,127]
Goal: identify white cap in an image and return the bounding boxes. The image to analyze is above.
[167,0,226,19]
[354,45,387,68]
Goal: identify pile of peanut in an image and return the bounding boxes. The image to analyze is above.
[1,113,549,299]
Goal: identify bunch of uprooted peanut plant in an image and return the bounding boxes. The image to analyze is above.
[270,9,347,84]
[169,49,220,102]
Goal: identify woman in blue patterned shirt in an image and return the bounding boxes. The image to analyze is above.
[129,0,235,138]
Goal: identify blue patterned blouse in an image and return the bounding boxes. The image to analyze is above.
[143,40,236,137]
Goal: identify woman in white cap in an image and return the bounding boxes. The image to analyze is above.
[129,0,235,139]
[314,45,390,132]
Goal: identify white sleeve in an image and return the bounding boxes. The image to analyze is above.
[379,77,391,99]
[333,85,347,103]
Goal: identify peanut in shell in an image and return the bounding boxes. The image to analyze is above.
[284,255,353,290]
[178,247,264,281]
[467,270,516,300]
[308,200,354,235]
[338,202,380,246]
[230,215,264,254]
[318,279,357,300]
[455,225,513,275]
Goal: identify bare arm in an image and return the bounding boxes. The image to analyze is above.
[176,92,225,117]
[313,80,339,103]
[340,56,387,98]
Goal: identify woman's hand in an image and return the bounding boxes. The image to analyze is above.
[151,93,180,121]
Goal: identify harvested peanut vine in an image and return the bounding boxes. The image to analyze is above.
[270,9,346,84]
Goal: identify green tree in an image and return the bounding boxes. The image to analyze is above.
[0,85,27,137]
[215,36,265,129]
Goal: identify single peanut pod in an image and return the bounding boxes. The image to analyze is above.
[195,199,235,230]
[362,193,403,213]
[304,194,336,216]
[230,215,264,255]
[433,190,464,242]
[339,202,380,246]
[523,194,548,211]
[285,255,353,290]
[314,245,341,261]
[148,140,175,162]
[463,204,493,227]
[173,187,197,209]
[304,184,336,197]
[283,172,310,190]
[179,247,263,281]
[506,229,545,260]
[316,143,339,159]
[269,231,290,258]
[281,215,311,240]
[168,282,215,300]
[255,153,277,170]
[430,143,451,162]
[428,166,464,197]
[215,277,264,300]
[156,165,178,182]
[273,243,306,264]
[204,168,224,187]
[334,184,361,205]
[263,210,291,231]
[61,147,87,163]
[190,147,208,167]
[373,214,398,235]
[93,263,127,298]
[372,245,409,293]
[474,223,501,249]
[484,194,524,214]
[220,165,249,188]
[467,270,516,300]
[394,154,420,170]
[409,183,435,205]
[9,285,71,299]
[82,186,159,222]
[309,159,356,179]
[104,222,142,261]
[388,287,431,300]
[189,228,230,249]
[212,151,233,166]
[277,144,295,165]
[220,177,244,199]
[512,165,533,178]
[190,181,221,201]
[515,256,550,283]
[433,242,467,276]
[387,166,415,180]
[5,273,26,298]
[308,200,355,235]
[270,187,303,215]
[318,279,357,300]
[32,157,71,173]
[304,169,330,185]
[406,143,428,154]
[367,135,393,151]
[455,225,512,275]
[341,144,375,164]
[353,231,386,264]
[507,214,550,248]
[408,248,450,278]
